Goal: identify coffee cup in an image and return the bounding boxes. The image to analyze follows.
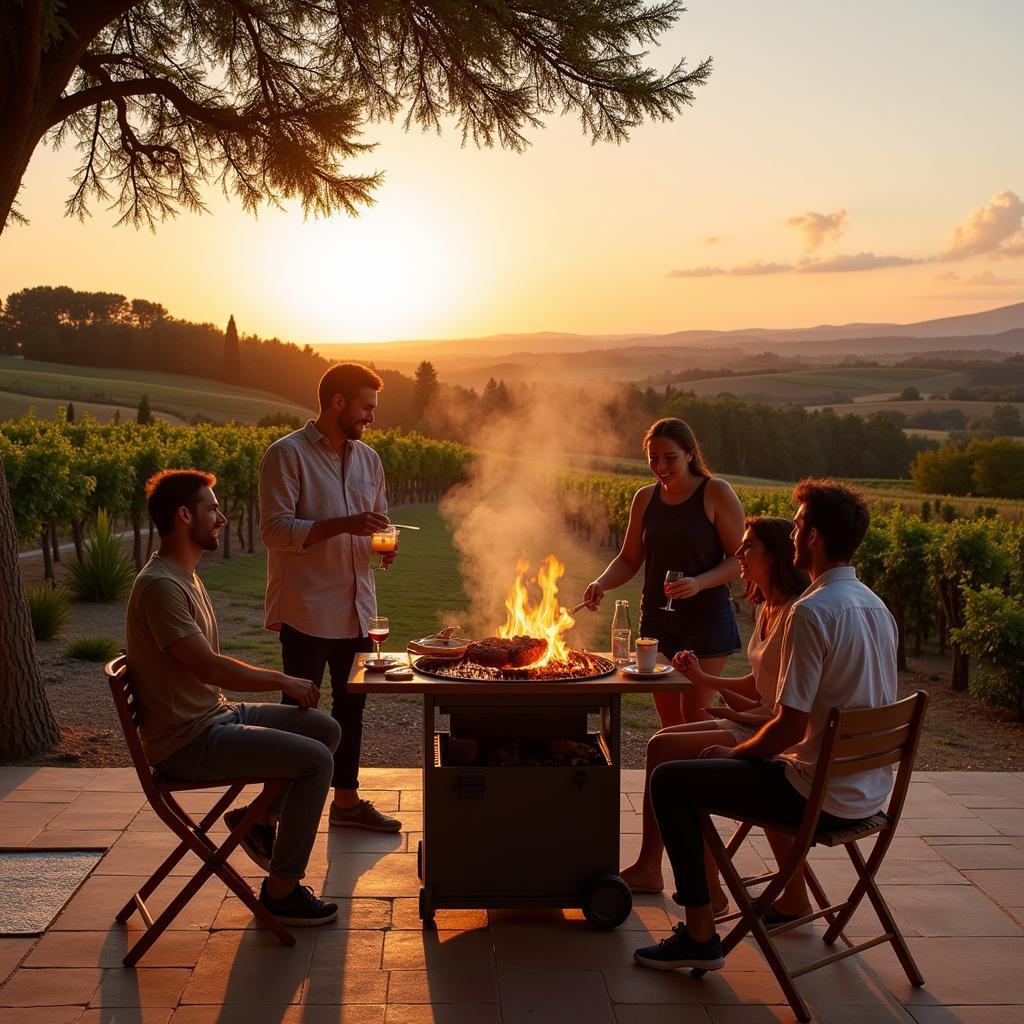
[635,637,659,673]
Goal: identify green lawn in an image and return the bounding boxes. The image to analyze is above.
[0,356,312,423]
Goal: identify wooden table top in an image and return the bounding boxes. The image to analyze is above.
[346,652,691,695]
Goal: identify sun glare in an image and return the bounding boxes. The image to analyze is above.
[269,199,469,342]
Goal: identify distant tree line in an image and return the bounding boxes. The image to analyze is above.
[599,386,935,480]
[911,438,1024,499]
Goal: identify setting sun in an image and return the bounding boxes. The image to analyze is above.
[268,196,473,342]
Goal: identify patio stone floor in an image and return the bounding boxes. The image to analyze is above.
[1,766,1022,1023]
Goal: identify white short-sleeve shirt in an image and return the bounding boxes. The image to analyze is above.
[775,566,899,819]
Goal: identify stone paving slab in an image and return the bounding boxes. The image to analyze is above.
[0,768,1021,1023]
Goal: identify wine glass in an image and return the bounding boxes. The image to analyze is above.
[370,526,398,571]
[368,615,390,662]
[661,570,685,611]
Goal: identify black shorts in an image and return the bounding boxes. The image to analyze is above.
[639,601,741,661]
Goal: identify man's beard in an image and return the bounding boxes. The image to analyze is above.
[191,524,220,551]
[793,541,811,571]
[337,408,362,440]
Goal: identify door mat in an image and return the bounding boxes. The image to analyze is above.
[0,850,103,936]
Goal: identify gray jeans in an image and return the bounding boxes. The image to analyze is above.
[157,704,341,880]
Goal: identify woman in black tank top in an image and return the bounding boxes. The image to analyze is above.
[582,418,745,726]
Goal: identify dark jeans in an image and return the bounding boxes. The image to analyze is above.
[279,623,372,790]
[157,703,340,880]
[651,758,855,907]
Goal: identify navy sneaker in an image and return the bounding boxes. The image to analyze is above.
[259,880,338,926]
[634,923,725,971]
[224,805,276,871]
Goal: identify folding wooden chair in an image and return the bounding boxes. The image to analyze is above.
[104,655,296,965]
[696,691,928,1022]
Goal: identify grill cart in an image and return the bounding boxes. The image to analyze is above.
[347,653,689,929]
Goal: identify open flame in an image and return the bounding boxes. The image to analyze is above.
[496,556,576,667]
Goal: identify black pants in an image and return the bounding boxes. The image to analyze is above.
[650,758,855,907]
[279,623,372,790]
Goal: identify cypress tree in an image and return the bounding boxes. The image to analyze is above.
[137,393,154,425]
[223,315,241,384]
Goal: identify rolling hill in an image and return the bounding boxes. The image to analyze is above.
[0,356,313,424]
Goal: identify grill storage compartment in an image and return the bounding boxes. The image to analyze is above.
[417,692,631,927]
[427,733,617,901]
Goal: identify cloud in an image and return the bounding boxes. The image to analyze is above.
[667,253,920,278]
[665,265,726,278]
[932,269,1023,287]
[797,252,923,273]
[666,260,792,278]
[731,261,793,276]
[785,209,847,252]
[667,189,1024,283]
[966,270,1023,285]
[702,236,722,246]
[944,190,1024,258]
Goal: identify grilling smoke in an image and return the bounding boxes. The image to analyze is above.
[440,381,626,649]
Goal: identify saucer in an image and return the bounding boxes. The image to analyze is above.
[364,657,400,673]
[621,663,674,679]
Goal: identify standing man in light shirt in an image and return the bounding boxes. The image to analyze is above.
[259,362,402,832]
[632,479,898,973]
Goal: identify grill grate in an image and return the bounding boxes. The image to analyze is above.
[414,650,616,682]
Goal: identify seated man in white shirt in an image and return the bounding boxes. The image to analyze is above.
[633,479,898,972]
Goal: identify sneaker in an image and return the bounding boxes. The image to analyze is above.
[634,923,725,971]
[259,880,338,927]
[329,799,402,832]
[224,805,276,870]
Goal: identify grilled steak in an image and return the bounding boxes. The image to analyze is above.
[464,636,547,668]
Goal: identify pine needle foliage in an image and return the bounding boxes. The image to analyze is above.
[13,2,710,229]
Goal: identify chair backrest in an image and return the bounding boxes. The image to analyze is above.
[104,655,159,796]
[801,691,928,831]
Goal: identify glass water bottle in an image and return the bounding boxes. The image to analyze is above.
[611,599,632,665]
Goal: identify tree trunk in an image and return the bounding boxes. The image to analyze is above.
[50,520,60,562]
[0,460,61,759]
[894,609,907,672]
[950,645,970,693]
[132,509,143,570]
[222,505,231,559]
[39,524,54,584]
[247,499,255,553]
[71,519,84,561]
[236,504,245,550]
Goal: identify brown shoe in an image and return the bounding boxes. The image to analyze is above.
[329,799,402,832]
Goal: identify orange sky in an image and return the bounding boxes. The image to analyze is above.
[2,2,1023,343]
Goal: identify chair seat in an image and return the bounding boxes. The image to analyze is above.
[152,774,287,794]
[814,812,888,847]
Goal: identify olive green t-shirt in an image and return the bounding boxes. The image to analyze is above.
[125,554,232,764]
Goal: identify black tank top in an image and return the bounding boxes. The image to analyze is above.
[641,479,730,619]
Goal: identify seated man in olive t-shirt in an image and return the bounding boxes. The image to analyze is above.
[125,469,341,927]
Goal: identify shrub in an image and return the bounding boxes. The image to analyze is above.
[953,586,1024,722]
[26,584,71,641]
[65,635,122,662]
[66,510,136,602]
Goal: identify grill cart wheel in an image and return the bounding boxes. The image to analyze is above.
[418,885,435,926]
[417,840,423,881]
[582,874,632,929]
